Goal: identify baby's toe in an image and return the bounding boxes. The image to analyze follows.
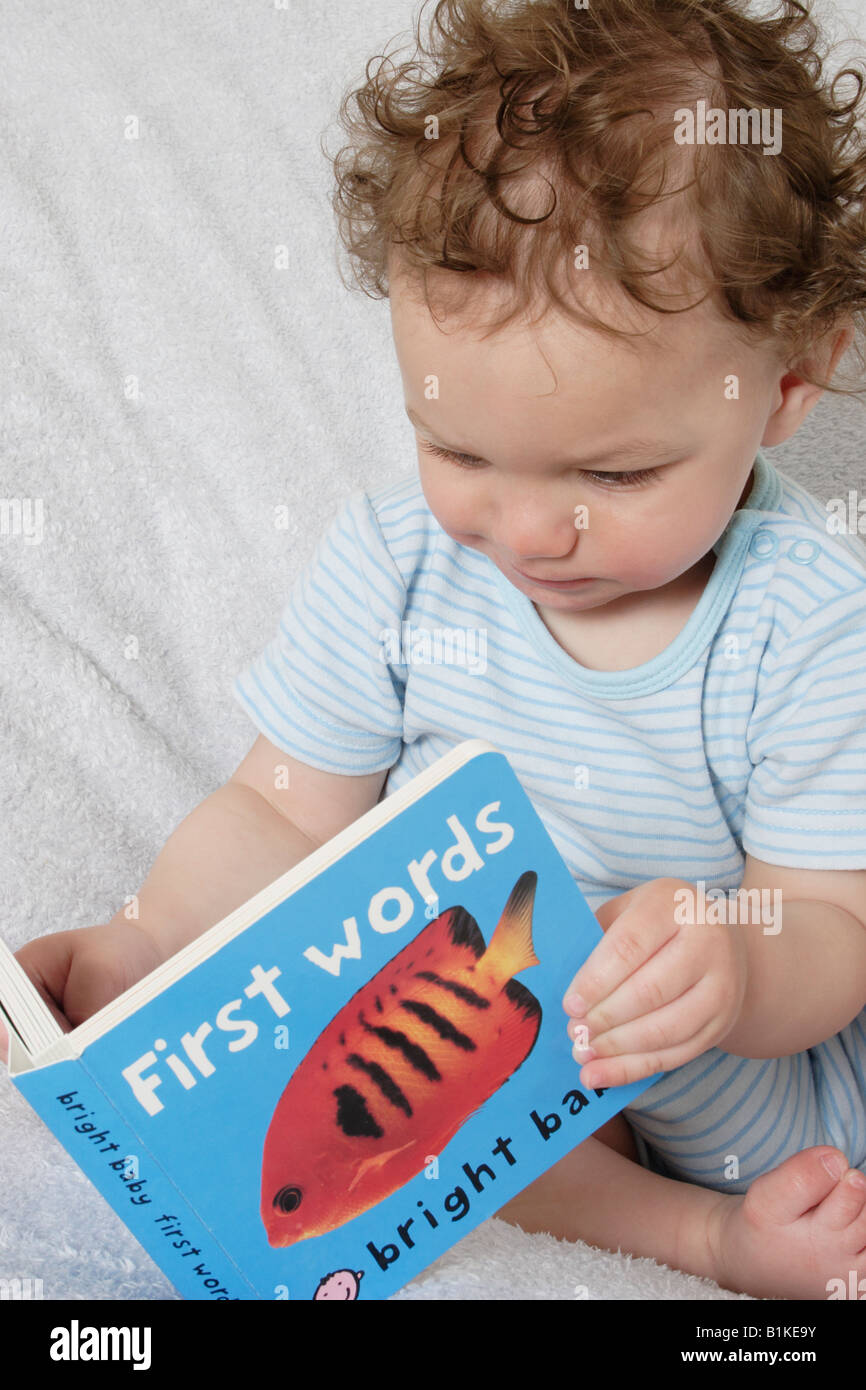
[814,1167,866,1233]
[743,1147,849,1229]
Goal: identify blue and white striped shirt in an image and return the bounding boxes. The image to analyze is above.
[234,450,866,1192]
[233,449,866,905]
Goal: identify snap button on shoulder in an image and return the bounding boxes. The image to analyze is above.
[787,538,821,565]
[749,530,778,558]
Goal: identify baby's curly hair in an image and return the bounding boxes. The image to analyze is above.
[327,0,866,401]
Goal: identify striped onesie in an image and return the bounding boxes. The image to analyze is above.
[233,449,866,1193]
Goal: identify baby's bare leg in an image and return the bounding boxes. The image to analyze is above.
[497,1115,719,1280]
[496,1115,866,1299]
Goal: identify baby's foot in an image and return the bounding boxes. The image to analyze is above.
[705,1147,866,1300]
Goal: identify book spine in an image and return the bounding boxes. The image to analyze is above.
[12,1057,260,1300]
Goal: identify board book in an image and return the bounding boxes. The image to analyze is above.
[0,739,659,1300]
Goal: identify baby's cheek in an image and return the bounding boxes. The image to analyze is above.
[416,469,472,535]
[615,552,680,589]
[620,532,711,589]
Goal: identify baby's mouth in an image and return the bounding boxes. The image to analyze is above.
[511,563,595,587]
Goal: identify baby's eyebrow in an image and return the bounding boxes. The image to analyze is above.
[404,404,681,466]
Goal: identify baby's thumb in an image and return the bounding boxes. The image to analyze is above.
[0,1016,8,1068]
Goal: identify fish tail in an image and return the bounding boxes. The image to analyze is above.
[483,871,539,979]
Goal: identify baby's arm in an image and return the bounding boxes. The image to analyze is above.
[130,734,389,961]
[3,735,389,1042]
[716,855,866,1057]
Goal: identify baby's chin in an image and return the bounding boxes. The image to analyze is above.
[499,566,621,610]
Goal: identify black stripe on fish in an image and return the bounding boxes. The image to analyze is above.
[346,1052,413,1117]
[360,1014,441,1081]
[504,976,543,1024]
[333,1084,384,1139]
[444,905,486,957]
[414,970,490,1009]
[399,999,477,1051]
[496,979,544,1084]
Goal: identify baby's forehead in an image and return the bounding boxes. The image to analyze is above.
[389,250,751,369]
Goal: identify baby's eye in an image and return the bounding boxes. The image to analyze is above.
[419,439,659,487]
[581,468,659,488]
[418,439,483,470]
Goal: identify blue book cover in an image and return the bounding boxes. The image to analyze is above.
[3,739,659,1300]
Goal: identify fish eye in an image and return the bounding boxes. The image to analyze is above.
[273,1185,303,1214]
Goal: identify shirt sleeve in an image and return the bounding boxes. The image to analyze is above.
[742,586,866,868]
[232,490,406,774]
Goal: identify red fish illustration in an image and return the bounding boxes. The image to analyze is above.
[261,870,541,1247]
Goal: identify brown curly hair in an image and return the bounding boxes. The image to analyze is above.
[327,0,866,401]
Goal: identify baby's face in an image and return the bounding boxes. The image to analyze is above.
[388,265,788,614]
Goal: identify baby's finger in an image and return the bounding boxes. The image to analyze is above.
[576,1036,702,1088]
[574,977,715,1063]
[564,907,677,1017]
[574,987,725,1087]
[576,1019,721,1086]
[566,940,701,1039]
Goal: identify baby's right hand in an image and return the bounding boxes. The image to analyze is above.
[0,921,164,1066]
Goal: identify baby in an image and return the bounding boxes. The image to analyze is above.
[5,0,866,1300]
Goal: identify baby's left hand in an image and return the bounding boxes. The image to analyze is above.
[564,878,749,1088]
